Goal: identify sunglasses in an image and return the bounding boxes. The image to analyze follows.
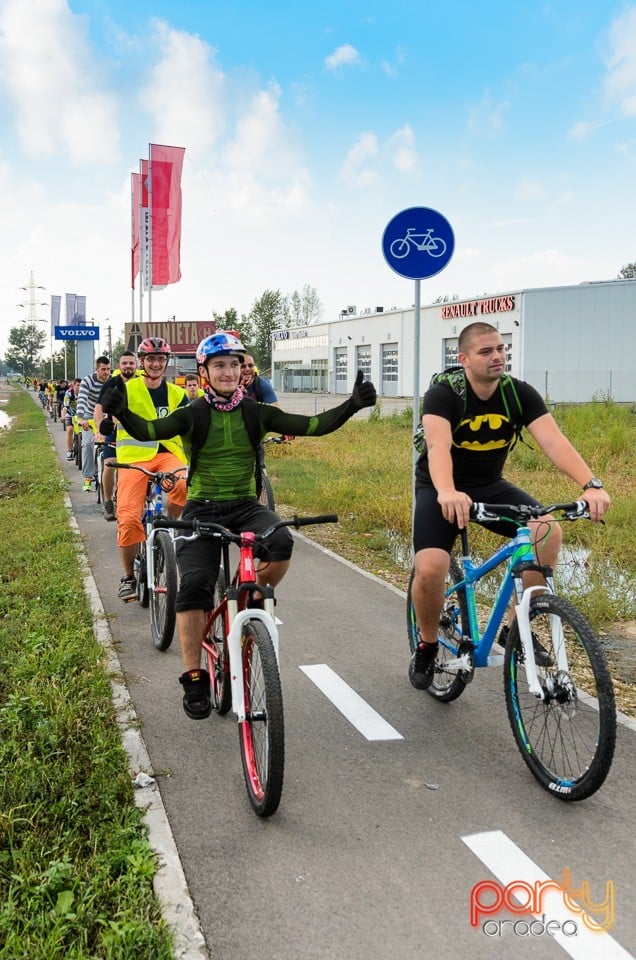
[242,363,255,368]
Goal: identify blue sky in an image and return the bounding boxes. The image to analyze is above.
[0,0,634,355]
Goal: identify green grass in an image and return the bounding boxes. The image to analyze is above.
[0,391,173,959]
[267,401,636,628]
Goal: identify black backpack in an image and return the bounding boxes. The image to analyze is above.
[188,396,265,496]
[414,366,525,453]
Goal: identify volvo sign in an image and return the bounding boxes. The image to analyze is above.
[55,326,100,340]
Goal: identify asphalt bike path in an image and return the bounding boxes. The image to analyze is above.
[45,404,636,960]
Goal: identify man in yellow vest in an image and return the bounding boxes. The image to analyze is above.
[113,337,189,601]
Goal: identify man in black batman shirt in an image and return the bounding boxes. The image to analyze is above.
[409,321,610,690]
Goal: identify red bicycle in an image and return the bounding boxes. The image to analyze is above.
[157,513,337,817]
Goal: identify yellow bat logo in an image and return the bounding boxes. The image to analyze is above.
[453,414,512,451]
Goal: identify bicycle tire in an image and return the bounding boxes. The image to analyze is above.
[258,472,275,511]
[406,557,469,702]
[150,531,178,651]
[238,619,284,817]
[95,452,103,505]
[203,569,232,715]
[136,547,149,607]
[504,593,616,801]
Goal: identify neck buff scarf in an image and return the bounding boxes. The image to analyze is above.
[203,386,243,412]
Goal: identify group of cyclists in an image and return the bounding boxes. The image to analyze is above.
[47,320,608,720]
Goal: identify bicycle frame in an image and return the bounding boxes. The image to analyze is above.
[446,524,560,696]
[197,532,279,723]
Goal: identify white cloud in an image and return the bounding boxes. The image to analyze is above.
[0,0,119,163]
[387,124,418,173]
[604,5,636,116]
[324,44,362,70]
[139,22,226,154]
[467,94,510,135]
[339,131,379,186]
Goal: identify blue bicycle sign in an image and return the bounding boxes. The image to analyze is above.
[382,206,454,279]
[390,227,447,259]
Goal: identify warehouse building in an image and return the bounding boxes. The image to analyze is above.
[271,279,634,403]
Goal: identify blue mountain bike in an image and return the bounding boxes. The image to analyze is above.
[407,500,617,801]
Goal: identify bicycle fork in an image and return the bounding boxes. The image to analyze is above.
[226,608,279,722]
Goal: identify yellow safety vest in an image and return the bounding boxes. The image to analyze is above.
[116,378,187,464]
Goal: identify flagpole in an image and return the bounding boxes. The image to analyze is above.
[147,143,152,323]
[139,159,144,327]
[130,172,135,324]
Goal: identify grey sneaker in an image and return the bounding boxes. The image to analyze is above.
[118,575,137,602]
[103,500,116,522]
[408,642,439,690]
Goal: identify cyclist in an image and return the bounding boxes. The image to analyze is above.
[101,331,376,718]
[62,378,81,460]
[55,379,68,419]
[183,373,204,401]
[105,338,189,601]
[409,320,611,690]
[240,353,279,404]
[93,351,139,521]
[76,357,112,492]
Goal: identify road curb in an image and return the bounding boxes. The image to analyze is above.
[66,500,209,960]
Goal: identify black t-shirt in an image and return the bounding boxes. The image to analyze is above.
[415,376,548,488]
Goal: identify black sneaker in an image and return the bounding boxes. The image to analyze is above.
[118,575,137,602]
[179,669,212,719]
[103,500,116,522]
[531,633,554,668]
[499,624,553,667]
[409,642,439,690]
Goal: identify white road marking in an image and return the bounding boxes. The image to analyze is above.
[462,830,633,959]
[300,664,403,741]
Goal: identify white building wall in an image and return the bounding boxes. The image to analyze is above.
[271,280,635,403]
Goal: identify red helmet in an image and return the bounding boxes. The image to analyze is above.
[137,337,171,358]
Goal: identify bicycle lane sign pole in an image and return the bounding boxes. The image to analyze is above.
[381,206,455,513]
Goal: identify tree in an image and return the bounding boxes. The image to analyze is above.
[4,323,46,376]
[617,263,636,279]
[212,308,257,352]
[248,290,288,370]
[287,284,324,325]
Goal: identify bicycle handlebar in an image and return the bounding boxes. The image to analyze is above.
[471,500,590,523]
[154,513,338,543]
[105,461,187,482]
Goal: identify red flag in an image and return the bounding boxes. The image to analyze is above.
[149,144,185,287]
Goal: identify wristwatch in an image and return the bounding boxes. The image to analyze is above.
[582,478,604,491]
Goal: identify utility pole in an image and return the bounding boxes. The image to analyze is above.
[17,271,49,375]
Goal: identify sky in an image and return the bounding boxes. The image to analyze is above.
[1,0,635,357]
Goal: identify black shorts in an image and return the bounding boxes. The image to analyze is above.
[413,480,541,555]
[175,498,294,612]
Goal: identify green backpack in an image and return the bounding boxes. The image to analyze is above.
[188,395,265,496]
[414,366,525,454]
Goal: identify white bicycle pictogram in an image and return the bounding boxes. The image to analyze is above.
[389,227,447,259]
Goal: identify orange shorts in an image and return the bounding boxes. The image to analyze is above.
[116,451,187,547]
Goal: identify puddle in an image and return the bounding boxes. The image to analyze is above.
[0,410,12,429]
[385,529,635,605]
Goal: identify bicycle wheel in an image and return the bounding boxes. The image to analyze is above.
[203,570,232,715]
[406,557,469,702]
[150,531,178,650]
[504,593,616,801]
[258,472,275,511]
[238,619,284,817]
